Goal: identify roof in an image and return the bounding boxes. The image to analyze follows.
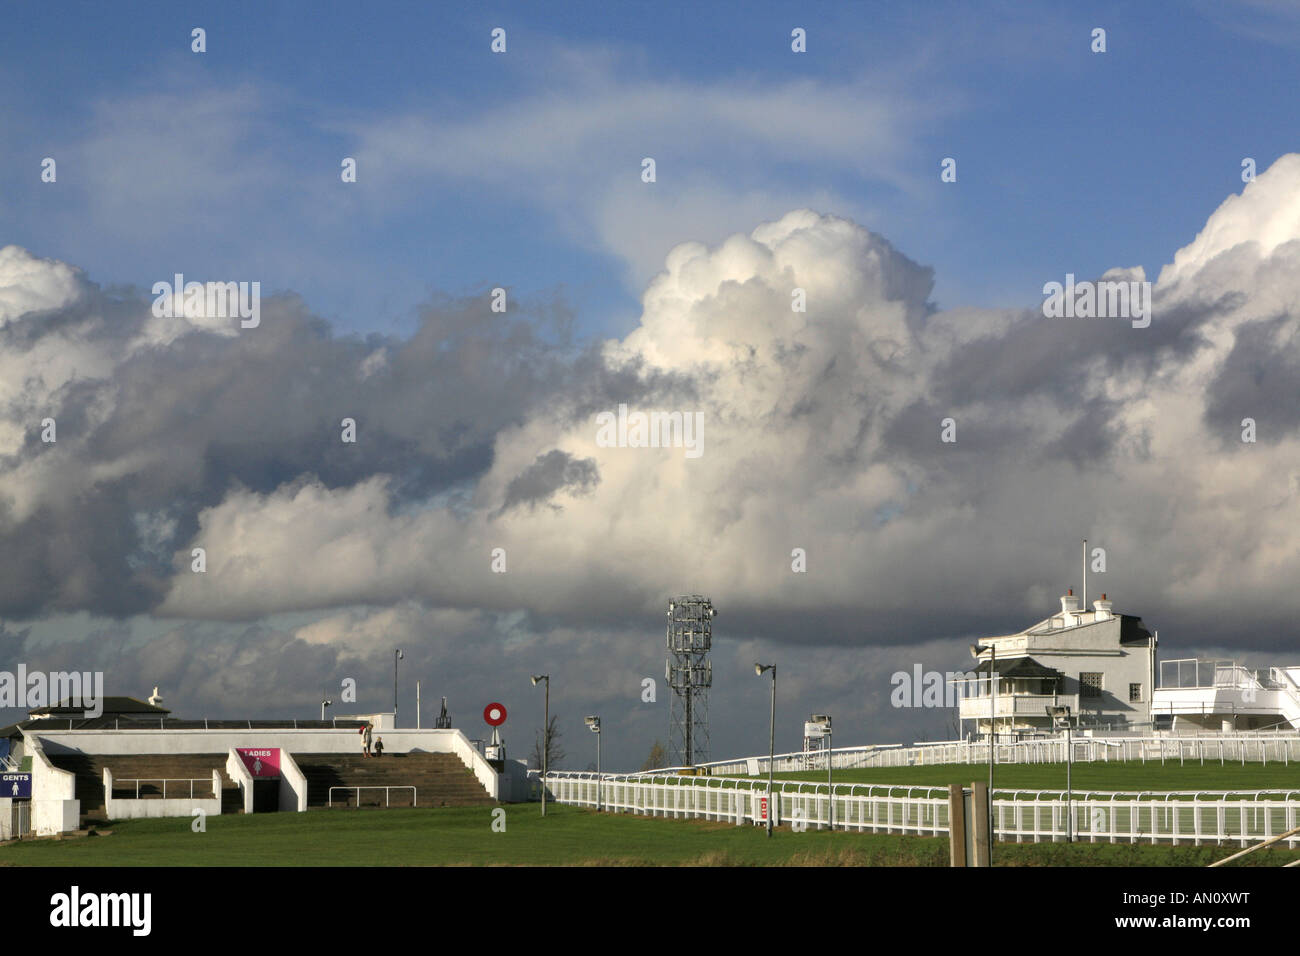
[28,696,171,717]
[12,717,370,732]
[1119,614,1156,646]
[970,655,1064,680]
[0,721,30,739]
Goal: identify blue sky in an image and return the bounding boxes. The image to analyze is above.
[4,0,1297,341]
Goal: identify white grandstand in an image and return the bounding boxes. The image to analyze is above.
[1153,659,1300,732]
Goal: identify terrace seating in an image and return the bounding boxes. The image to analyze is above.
[45,752,241,825]
[293,752,493,808]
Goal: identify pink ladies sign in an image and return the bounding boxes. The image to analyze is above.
[236,748,281,778]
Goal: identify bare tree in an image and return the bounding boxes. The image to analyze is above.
[640,739,668,772]
[531,715,565,771]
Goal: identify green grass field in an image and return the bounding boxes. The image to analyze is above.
[2,803,1299,867]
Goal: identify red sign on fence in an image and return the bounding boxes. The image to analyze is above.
[759,796,768,821]
[236,747,281,778]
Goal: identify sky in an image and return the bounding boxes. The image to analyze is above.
[2,0,1300,769]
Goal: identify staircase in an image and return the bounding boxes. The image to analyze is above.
[293,752,494,808]
[45,753,242,825]
[1271,668,1300,730]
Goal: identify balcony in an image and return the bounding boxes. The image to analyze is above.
[958,693,1075,720]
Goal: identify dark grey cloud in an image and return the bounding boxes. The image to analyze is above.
[497,449,600,516]
[0,275,617,617]
[1204,313,1300,441]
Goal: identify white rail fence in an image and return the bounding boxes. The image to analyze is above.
[675,734,1300,776]
[113,776,216,799]
[327,785,417,808]
[543,772,1300,847]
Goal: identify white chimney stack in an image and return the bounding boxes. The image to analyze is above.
[1093,594,1113,621]
[1060,588,1079,625]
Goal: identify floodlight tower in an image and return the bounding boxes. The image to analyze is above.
[666,595,716,767]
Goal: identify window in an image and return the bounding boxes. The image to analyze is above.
[1080,672,1104,698]
[1129,683,1143,702]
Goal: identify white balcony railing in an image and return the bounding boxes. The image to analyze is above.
[958,693,1074,720]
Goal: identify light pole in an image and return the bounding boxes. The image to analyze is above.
[971,642,996,856]
[393,649,403,724]
[755,663,776,837]
[585,715,601,811]
[320,697,332,721]
[1047,705,1073,842]
[809,714,832,829]
[531,674,550,817]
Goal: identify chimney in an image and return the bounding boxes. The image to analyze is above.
[1093,593,1112,621]
[1060,588,1080,614]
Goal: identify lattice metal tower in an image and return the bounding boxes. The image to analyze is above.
[666,595,716,767]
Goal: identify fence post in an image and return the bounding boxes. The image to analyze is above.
[970,781,991,867]
[948,784,971,866]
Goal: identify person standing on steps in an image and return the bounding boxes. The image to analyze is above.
[361,722,372,757]
[373,736,384,758]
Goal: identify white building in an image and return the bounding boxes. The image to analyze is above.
[956,590,1158,737]
[1152,659,1300,731]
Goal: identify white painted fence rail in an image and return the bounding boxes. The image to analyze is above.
[673,734,1300,777]
[543,771,1300,847]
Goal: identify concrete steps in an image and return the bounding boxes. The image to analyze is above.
[294,752,494,808]
[45,752,240,825]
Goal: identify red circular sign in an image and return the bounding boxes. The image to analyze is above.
[483,702,507,726]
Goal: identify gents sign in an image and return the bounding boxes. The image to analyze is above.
[1,772,31,798]
[236,748,281,778]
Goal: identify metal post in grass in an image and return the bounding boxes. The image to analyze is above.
[585,715,601,811]
[393,648,403,723]
[971,642,996,858]
[1048,705,1073,842]
[756,663,776,837]
[809,714,832,829]
[532,674,550,816]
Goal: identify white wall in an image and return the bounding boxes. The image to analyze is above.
[103,767,223,821]
[105,796,222,820]
[226,750,254,813]
[37,726,462,756]
[27,738,78,835]
[279,751,307,811]
[32,799,79,834]
[497,759,532,802]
